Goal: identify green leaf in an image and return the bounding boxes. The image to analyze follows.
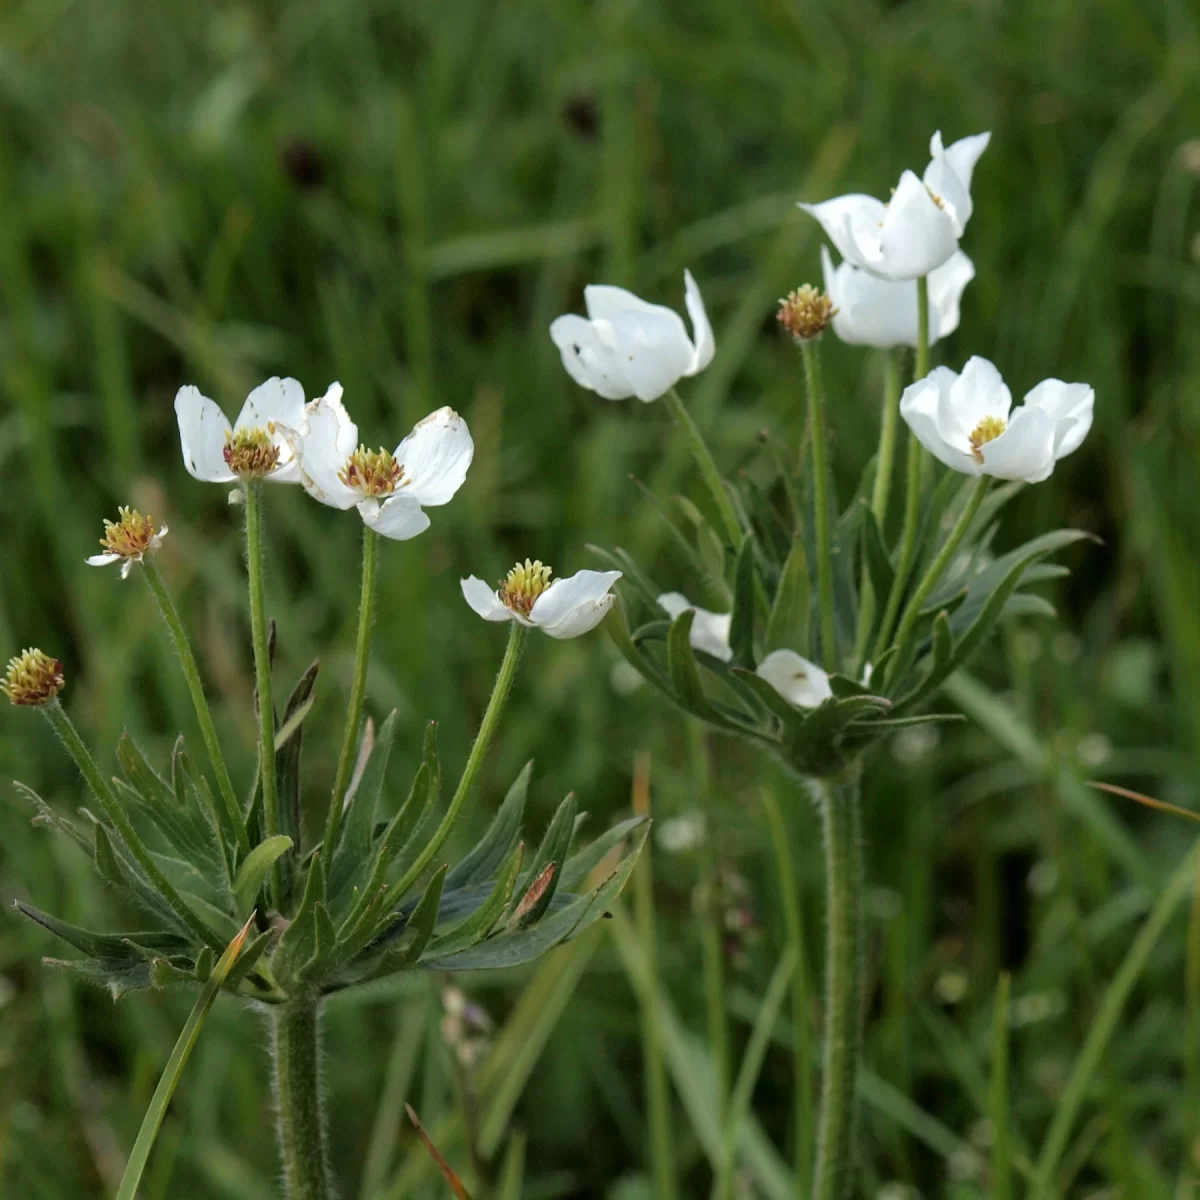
[224,930,273,990]
[731,667,803,727]
[15,902,188,962]
[394,865,449,967]
[301,902,339,980]
[446,761,531,891]
[606,601,676,699]
[514,792,577,924]
[1001,593,1057,620]
[232,836,294,917]
[426,842,526,958]
[585,543,661,610]
[276,660,319,899]
[115,918,254,1200]
[668,610,715,715]
[331,709,399,902]
[729,534,757,669]
[275,857,326,984]
[14,781,91,853]
[94,822,127,888]
[116,731,175,809]
[859,504,895,643]
[765,538,810,657]
[559,816,648,893]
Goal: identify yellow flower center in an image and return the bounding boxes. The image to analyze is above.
[969,415,1007,463]
[927,187,946,210]
[223,427,281,477]
[2,648,65,707]
[99,507,160,559]
[777,285,837,342]
[500,560,553,616]
[339,446,406,497]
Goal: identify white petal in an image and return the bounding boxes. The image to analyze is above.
[175,386,235,482]
[86,553,121,568]
[601,309,695,402]
[756,649,833,709]
[823,245,920,349]
[922,136,973,236]
[943,356,1013,449]
[899,370,980,475]
[358,496,431,541]
[120,559,136,580]
[942,131,991,195]
[461,576,516,623]
[926,251,975,341]
[584,284,671,323]
[683,270,715,375]
[979,405,1058,482]
[798,194,889,273]
[549,314,635,400]
[880,171,959,279]
[657,592,732,662]
[1022,379,1095,459]
[234,376,307,435]
[539,594,617,639]
[295,386,361,509]
[530,569,623,631]
[394,407,474,507]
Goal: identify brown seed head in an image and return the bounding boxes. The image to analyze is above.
[777,285,837,342]
[2,648,65,707]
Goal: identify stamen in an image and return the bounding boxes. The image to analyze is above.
[223,428,281,478]
[2,648,65,707]
[499,560,553,616]
[777,285,837,342]
[339,447,406,497]
[969,415,1007,463]
[99,507,162,560]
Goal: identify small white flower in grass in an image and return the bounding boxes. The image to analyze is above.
[293,385,473,540]
[900,355,1094,483]
[461,560,621,639]
[756,649,833,709]
[175,377,306,483]
[549,270,715,402]
[820,246,975,349]
[657,593,733,662]
[86,507,167,579]
[800,131,990,281]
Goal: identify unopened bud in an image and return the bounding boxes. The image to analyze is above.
[777,285,836,342]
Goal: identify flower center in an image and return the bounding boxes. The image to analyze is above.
[2,648,65,707]
[100,507,160,559]
[926,187,946,210]
[223,427,281,477]
[499,559,553,616]
[969,415,1007,463]
[339,446,406,497]
[777,285,837,342]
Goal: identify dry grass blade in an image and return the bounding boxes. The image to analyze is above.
[406,1104,472,1199]
[1088,781,1200,823]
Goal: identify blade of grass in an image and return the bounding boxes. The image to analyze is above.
[990,972,1012,1200]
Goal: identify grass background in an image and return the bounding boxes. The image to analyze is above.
[2,0,1200,1195]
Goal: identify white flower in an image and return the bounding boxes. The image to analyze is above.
[175,377,306,484]
[86,507,167,579]
[821,246,975,348]
[800,131,991,281]
[549,270,715,402]
[657,592,733,662]
[756,650,833,709]
[899,356,1094,483]
[461,560,621,639]
[292,385,473,541]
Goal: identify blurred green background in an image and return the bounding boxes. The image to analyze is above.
[3,0,1200,1195]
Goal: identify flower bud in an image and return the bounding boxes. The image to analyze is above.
[2,649,65,707]
[777,285,837,342]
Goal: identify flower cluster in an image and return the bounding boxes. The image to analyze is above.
[2,649,65,707]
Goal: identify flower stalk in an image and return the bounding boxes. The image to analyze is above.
[662,387,742,549]
[141,559,248,856]
[271,998,333,1200]
[800,339,838,673]
[244,482,282,909]
[810,767,863,1200]
[323,525,380,866]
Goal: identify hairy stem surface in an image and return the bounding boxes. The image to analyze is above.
[271,998,332,1200]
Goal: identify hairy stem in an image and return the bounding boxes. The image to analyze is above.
[663,387,742,548]
[390,622,526,899]
[271,998,333,1200]
[244,482,281,909]
[324,525,380,868]
[141,558,248,855]
[801,339,837,672]
[811,768,863,1200]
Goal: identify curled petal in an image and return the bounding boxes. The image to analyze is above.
[584,284,670,323]
[234,376,307,435]
[175,386,235,482]
[461,577,515,623]
[926,252,975,341]
[1022,379,1095,459]
[395,407,474,507]
[530,569,623,632]
[358,495,431,542]
[942,356,1013,445]
[939,130,991,194]
[798,194,888,274]
[86,553,121,568]
[923,133,973,236]
[683,270,715,375]
[296,384,360,509]
[756,649,832,709]
[978,405,1058,482]
[879,171,959,280]
[549,314,634,400]
[657,592,732,662]
[601,310,695,402]
[539,594,617,639]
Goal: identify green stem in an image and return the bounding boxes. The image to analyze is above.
[41,700,224,952]
[914,275,930,383]
[390,623,526,899]
[323,526,380,868]
[244,482,281,910]
[801,339,837,673]
[762,785,812,1195]
[889,475,990,671]
[811,768,863,1200]
[141,559,248,856]
[662,387,742,549]
[271,998,333,1200]
[854,350,904,666]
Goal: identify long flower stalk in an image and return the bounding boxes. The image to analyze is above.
[663,387,742,548]
[271,998,333,1200]
[801,339,838,672]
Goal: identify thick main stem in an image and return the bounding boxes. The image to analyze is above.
[271,998,332,1200]
[811,769,863,1200]
[662,387,742,549]
[390,623,526,899]
[323,525,380,868]
[801,339,837,673]
[244,483,281,909]
[141,559,248,855]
